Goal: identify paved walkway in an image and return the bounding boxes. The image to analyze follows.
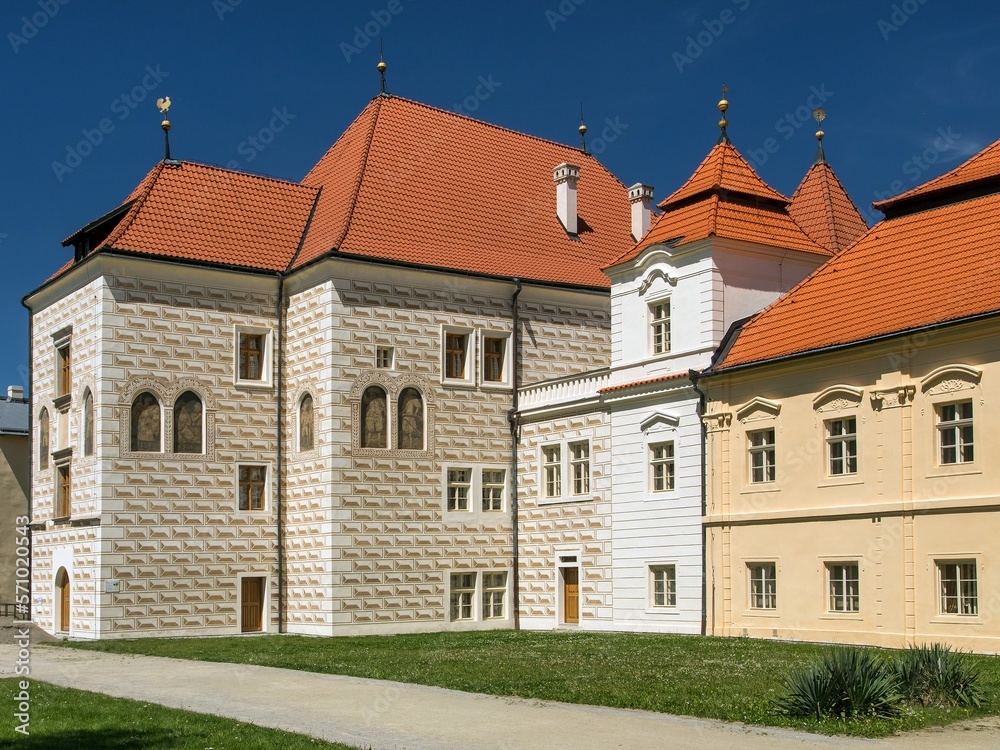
[1,644,998,749]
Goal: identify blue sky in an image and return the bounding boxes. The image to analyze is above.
[3,0,998,394]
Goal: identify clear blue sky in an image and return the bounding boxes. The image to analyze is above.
[3,0,998,394]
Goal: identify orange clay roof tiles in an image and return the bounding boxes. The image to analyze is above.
[598,372,689,393]
[296,95,634,287]
[788,161,869,254]
[872,138,1000,213]
[717,152,1000,371]
[608,142,830,267]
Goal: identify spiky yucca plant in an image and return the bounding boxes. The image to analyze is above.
[775,648,900,720]
[893,643,984,708]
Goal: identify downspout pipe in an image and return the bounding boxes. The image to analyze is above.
[688,368,708,636]
[508,279,523,630]
[276,272,285,633]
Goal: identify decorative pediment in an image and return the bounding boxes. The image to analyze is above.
[920,364,982,395]
[869,385,915,411]
[735,397,781,423]
[812,385,864,413]
[640,412,681,433]
[702,411,733,432]
[638,267,678,296]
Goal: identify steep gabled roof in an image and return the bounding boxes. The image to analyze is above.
[788,161,868,254]
[296,95,633,287]
[60,161,319,273]
[608,141,830,268]
[716,137,1000,371]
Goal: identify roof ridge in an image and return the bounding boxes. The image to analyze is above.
[285,186,323,272]
[175,159,314,189]
[102,162,165,250]
[329,95,385,254]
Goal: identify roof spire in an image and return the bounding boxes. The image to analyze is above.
[717,84,730,144]
[812,107,826,164]
[156,96,178,164]
[377,37,389,97]
[578,102,587,152]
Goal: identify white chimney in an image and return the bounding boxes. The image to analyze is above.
[629,183,655,240]
[553,163,581,234]
[7,385,24,400]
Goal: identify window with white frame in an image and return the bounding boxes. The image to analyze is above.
[482,572,507,619]
[650,565,677,608]
[235,327,272,386]
[748,562,776,610]
[650,300,671,355]
[827,562,859,613]
[569,441,590,495]
[542,445,562,499]
[826,417,857,476]
[748,429,776,483]
[450,572,476,620]
[482,468,505,511]
[447,468,472,511]
[481,334,509,385]
[937,401,974,465]
[938,560,978,616]
[650,441,675,493]
[442,329,472,383]
[237,464,268,511]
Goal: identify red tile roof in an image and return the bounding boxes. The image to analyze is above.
[716,140,1000,370]
[608,141,830,267]
[873,138,1000,215]
[599,372,689,393]
[788,161,868,254]
[296,95,633,287]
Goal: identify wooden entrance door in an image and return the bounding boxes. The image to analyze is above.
[241,577,264,632]
[57,569,70,632]
[563,567,579,624]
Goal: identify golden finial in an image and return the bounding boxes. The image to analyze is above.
[579,103,587,152]
[813,108,827,164]
[156,97,174,162]
[717,84,730,144]
[377,37,388,96]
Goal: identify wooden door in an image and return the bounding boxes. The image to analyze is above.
[563,568,579,624]
[241,577,264,632]
[59,574,71,632]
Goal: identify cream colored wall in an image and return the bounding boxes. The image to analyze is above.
[0,434,29,603]
[704,318,1000,651]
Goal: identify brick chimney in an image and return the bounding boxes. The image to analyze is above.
[629,183,655,240]
[553,163,580,235]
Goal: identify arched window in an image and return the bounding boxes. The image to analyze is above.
[360,386,387,448]
[82,389,94,457]
[398,387,424,450]
[130,392,161,452]
[39,408,50,469]
[299,393,314,451]
[56,567,70,632]
[173,391,203,454]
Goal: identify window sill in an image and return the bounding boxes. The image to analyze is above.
[740,484,780,495]
[646,491,678,500]
[743,609,780,618]
[930,615,982,625]
[819,613,864,622]
[53,394,72,412]
[51,515,71,525]
[644,607,681,616]
[440,379,476,389]
[817,476,864,488]
[925,467,981,479]
[480,381,512,391]
[234,379,273,390]
[538,495,594,507]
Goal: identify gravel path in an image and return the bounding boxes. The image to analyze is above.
[1,643,997,749]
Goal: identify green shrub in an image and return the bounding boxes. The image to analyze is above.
[775,648,900,720]
[893,643,984,708]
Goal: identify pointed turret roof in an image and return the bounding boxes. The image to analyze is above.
[608,140,830,268]
[788,160,868,254]
[714,135,1000,371]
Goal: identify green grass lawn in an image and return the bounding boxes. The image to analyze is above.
[64,630,1000,737]
[0,677,356,749]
